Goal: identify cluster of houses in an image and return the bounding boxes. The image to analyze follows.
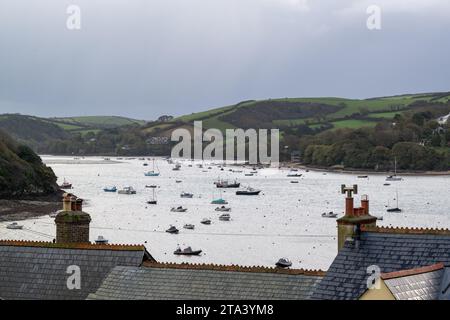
[0,189,449,300]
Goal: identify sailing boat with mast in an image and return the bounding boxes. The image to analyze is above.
[147,188,157,205]
[387,190,402,212]
[145,158,160,176]
[386,157,402,181]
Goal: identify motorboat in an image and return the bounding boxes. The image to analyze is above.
[357,175,368,179]
[95,235,109,244]
[236,187,261,196]
[383,183,391,186]
[219,213,231,221]
[172,163,181,171]
[180,192,194,198]
[244,173,254,176]
[215,179,240,188]
[211,198,228,204]
[175,180,182,183]
[322,212,338,218]
[200,218,211,225]
[143,163,149,166]
[166,226,179,234]
[103,186,117,192]
[275,258,292,268]
[183,224,195,230]
[118,186,137,195]
[215,206,231,212]
[6,222,23,230]
[290,180,299,184]
[173,246,202,256]
[145,185,158,188]
[171,206,187,212]
[59,179,72,189]
[286,173,302,177]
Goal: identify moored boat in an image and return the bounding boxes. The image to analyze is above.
[183,224,195,230]
[275,258,292,268]
[200,218,211,225]
[95,235,109,244]
[170,206,187,212]
[6,222,23,230]
[166,226,179,234]
[180,192,194,198]
[236,187,261,196]
[173,246,202,256]
[219,213,231,221]
[321,211,338,218]
[215,206,231,212]
[118,186,136,195]
[103,186,117,192]
[59,179,72,189]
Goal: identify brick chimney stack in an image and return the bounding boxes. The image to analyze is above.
[55,193,91,244]
[336,185,377,251]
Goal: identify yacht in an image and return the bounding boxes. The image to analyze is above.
[59,179,72,189]
[386,158,403,181]
[144,159,160,176]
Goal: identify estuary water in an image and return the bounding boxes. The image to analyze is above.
[1,156,449,270]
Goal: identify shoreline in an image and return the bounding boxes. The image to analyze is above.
[0,193,62,222]
[280,163,450,176]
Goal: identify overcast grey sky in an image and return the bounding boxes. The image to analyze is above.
[0,0,449,120]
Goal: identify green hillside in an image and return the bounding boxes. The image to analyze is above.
[173,92,450,131]
[0,130,58,198]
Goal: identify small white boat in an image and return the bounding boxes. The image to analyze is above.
[180,192,194,198]
[6,222,23,230]
[219,213,231,221]
[95,235,109,244]
[118,186,137,195]
[322,212,338,218]
[215,206,231,212]
[170,206,187,212]
[183,224,195,230]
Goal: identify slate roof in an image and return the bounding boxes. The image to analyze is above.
[88,263,325,300]
[382,263,445,300]
[0,240,153,300]
[311,227,450,300]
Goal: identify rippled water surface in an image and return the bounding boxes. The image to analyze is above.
[2,156,449,270]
